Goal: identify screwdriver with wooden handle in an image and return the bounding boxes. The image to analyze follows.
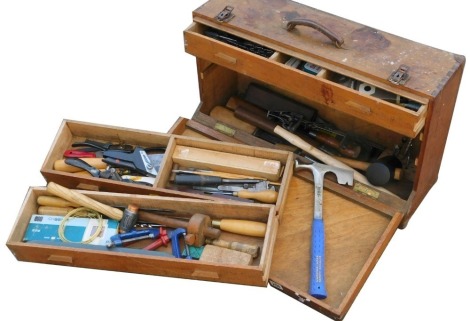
[138,211,267,238]
[174,174,278,203]
[222,188,278,204]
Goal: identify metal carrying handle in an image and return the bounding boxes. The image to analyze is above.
[284,18,344,48]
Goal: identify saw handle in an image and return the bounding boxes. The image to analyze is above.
[310,218,327,299]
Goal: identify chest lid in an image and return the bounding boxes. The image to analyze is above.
[192,0,463,98]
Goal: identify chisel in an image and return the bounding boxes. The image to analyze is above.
[212,219,266,237]
[193,186,278,204]
[138,211,266,238]
[174,174,262,186]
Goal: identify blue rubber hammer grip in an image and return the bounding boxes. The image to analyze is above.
[309,218,327,299]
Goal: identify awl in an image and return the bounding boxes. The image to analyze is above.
[193,186,278,204]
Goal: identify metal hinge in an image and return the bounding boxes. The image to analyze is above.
[388,64,410,85]
[216,6,235,22]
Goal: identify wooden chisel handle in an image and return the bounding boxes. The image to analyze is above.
[37,195,79,208]
[54,158,107,172]
[234,189,278,204]
[46,182,123,220]
[38,206,74,215]
[212,219,267,238]
[310,131,360,159]
[332,156,370,171]
[137,211,221,240]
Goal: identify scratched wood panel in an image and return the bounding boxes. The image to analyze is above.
[270,175,399,317]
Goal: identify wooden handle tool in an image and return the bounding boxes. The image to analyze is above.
[37,195,79,208]
[205,239,260,258]
[212,219,267,237]
[53,158,107,172]
[233,98,395,195]
[38,206,74,215]
[233,189,278,204]
[139,211,266,238]
[137,211,221,246]
[46,182,123,220]
[273,126,369,184]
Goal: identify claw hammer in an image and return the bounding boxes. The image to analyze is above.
[295,160,354,299]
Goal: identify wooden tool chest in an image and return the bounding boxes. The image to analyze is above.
[169,0,465,318]
[4,1,465,321]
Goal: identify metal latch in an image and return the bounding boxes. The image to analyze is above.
[388,64,410,85]
[216,6,235,22]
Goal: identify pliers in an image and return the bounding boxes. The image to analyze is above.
[71,139,134,152]
[102,147,158,177]
[64,158,121,180]
[63,139,134,158]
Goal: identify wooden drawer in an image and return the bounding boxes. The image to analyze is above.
[7,177,401,320]
[178,0,465,229]
[6,187,278,286]
[184,22,428,138]
[40,119,293,215]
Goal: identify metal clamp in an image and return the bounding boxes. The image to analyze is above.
[389,64,410,85]
[216,6,235,22]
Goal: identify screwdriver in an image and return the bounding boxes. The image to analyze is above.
[174,174,263,186]
[193,186,278,204]
[138,211,267,238]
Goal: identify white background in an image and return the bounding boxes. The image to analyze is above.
[1,1,468,320]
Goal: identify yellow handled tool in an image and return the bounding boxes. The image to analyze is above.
[232,189,278,204]
[46,182,123,220]
[212,219,267,238]
[196,182,279,204]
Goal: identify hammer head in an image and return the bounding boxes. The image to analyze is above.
[295,160,354,186]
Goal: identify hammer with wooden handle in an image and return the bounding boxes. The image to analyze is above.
[233,99,397,195]
[232,99,369,185]
[46,182,123,220]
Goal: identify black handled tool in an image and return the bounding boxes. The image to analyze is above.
[64,158,121,180]
[174,174,263,186]
[102,147,158,177]
[71,139,134,152]
[64,158,101,177]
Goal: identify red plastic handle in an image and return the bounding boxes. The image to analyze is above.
[63,150,96,158]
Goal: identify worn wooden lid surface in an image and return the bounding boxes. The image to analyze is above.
[193,0,464,97]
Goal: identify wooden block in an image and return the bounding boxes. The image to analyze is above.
[172,145,282,181]
[199,245,253,265]
[210,106,257,133]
